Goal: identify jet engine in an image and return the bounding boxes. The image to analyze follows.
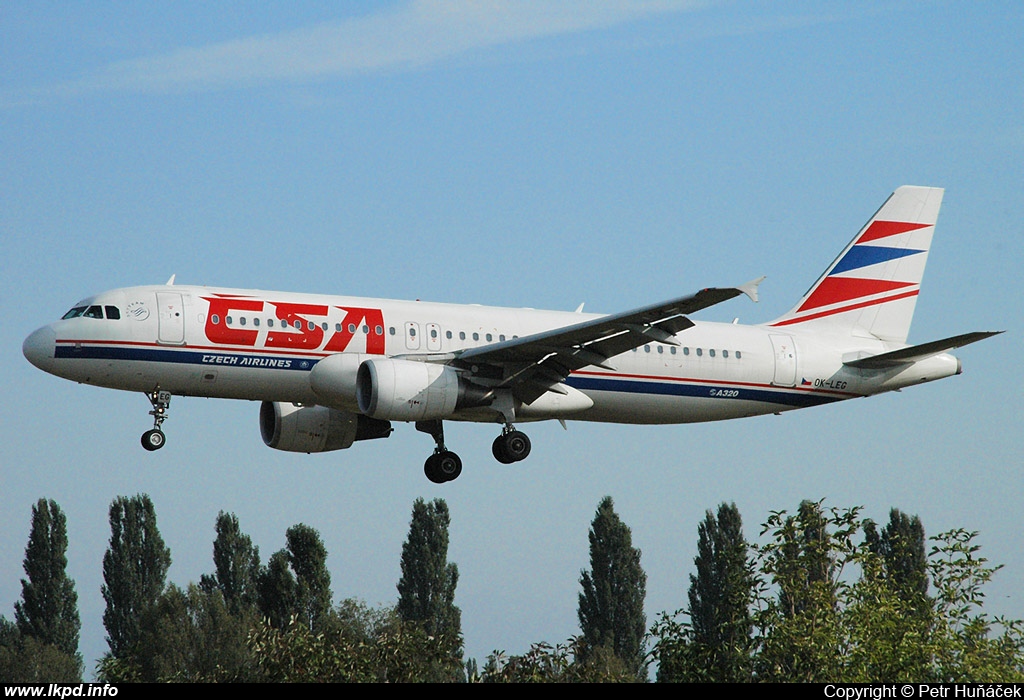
[259,401,392,453]
[356,357,492,421]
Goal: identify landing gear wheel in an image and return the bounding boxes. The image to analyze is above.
[492,436,513,464]
[141,429,166,451]
[493,430,531,464]
[425,451,462,483]
[142,388,171,451]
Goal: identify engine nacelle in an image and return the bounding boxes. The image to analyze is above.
[260,401,392,453]
[356,357,490,421]
[308,352,370,412]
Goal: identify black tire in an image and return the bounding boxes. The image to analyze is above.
[424,454,444,483]
[437,451,462,481]
[502,431,531,462]
[141,429,165,451]
[492,435,514,464]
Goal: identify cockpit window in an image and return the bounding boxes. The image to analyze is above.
[61,305,122,320]
[62,306,88,320]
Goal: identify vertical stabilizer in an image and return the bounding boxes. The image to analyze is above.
[769,186,944,343]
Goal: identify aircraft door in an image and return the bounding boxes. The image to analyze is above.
[426,323,442,352]
[405,322,420,350]
[769,334,797,387]
[156,292,185,345]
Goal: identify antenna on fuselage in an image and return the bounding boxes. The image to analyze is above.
[165,274,176,286]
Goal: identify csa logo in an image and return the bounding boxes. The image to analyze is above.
[126,301,150,321]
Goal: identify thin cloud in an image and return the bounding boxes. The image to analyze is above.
[28,1,707,100]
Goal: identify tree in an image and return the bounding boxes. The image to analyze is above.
[257,523,332,632]
[14,499,81,662]
[752,500,859,682]
[577,496,647,679]
[200,511,261,616]
[656,502,754,682]
[0,616,82,683]
[101,494,171,659]
[864,509,930,616]
[396,498,462,674]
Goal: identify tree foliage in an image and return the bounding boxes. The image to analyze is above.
[0,616,82,682]
[653,500,1024,683]
[396,497,463,676]
[101,494,171,660]
[655,502,754,682]
[200,511,261,616]
[257,523,332,632]
[577,496,647,679]
[14,499,81,664]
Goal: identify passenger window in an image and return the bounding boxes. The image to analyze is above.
[460,331,466,341]
[657,346,664,354]
[683,347,689,356]
[267,319,274,328]
[696,348,703,357]
[446,330,453,340]
[709,349,715,358]
[362,325,369,334]
[723,349,728,358]
[389,327,396,335]
[211,314,220,325]
[294,320,301,329]
[486,333,492,342]
[239,317,247,326]
[376,326,383,336]
[226,315,233,325]
[104,306,121,320]
[736,351,742,359]
[254,318,260,327]
[472,332,479,341]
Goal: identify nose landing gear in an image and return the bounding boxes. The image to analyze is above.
[141,389,171,451]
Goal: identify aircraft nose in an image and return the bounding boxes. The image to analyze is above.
[23,326,56,372]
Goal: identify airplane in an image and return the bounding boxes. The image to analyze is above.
[23,186,1000,483]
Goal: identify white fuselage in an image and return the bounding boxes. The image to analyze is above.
[23,284,961,426]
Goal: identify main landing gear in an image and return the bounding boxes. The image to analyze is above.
[416,420,533,483]
[492,425,531,464]
[417,420,462,484]
[141,389,171,451]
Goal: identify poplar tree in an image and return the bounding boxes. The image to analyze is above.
[257,523,332,631]
[203,511,261,616]
[396,499,462,659]
[864,509,930,617]
[14,499,81,660]
[577,496,647,679]
[101,494,171,658]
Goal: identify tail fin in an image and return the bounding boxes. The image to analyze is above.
[769,186,944,343]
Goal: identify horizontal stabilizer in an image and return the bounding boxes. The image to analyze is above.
[843,331,1003,369]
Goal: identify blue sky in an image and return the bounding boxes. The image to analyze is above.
[2,1,1021,676]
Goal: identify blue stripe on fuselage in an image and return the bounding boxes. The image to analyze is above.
[565,375,843,409]
[55,344,316,371]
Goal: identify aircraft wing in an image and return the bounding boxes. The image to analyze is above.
[452,278,763,405]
